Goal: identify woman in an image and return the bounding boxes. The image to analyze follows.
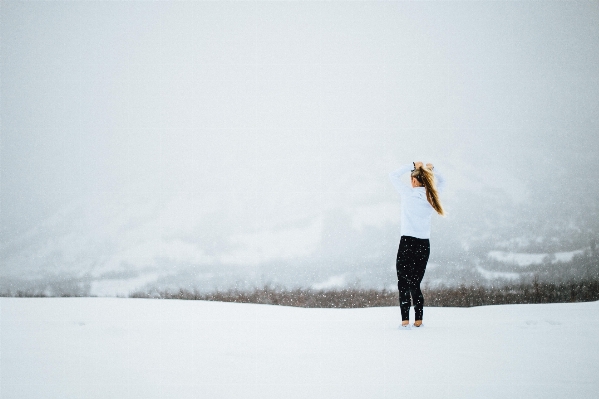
[389,161,445,328]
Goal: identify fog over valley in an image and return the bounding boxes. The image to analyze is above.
[1,1,598,296]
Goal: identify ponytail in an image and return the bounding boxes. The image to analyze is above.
[411,166,445,216]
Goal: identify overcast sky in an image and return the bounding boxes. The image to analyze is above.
[1,1,598,292]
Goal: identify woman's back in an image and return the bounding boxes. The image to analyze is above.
[400,186,435,238]
[389,163,445,239]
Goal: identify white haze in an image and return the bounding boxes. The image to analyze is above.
[1,1,598,295]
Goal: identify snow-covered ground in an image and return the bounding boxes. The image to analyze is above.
[2,298,598,399]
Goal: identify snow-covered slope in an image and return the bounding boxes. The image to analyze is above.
[2,298,598,399]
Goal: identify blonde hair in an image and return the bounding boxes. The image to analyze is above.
[411,166,445,216]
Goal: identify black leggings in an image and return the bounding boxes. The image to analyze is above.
[396,235,430,321]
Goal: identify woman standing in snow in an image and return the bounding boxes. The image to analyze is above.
[389,161,445,328]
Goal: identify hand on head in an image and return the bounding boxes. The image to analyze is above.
[413,161,434,171]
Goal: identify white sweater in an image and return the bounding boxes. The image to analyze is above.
[389,163,446,239]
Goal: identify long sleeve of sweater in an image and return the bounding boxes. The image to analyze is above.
[388,163,413,196]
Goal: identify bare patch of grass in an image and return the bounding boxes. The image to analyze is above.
[423,278,599,307]
[129,278,599,308]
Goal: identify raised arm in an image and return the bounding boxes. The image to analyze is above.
[389,163,413,196]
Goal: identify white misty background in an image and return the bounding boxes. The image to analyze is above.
[1,1,598,296]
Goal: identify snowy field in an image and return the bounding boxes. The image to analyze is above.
[2,298,598,399]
